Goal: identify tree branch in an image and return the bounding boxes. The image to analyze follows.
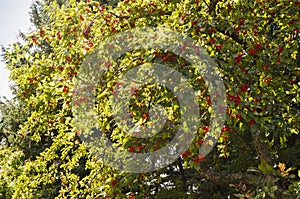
[209,0,220,14]
[196,168,261,186]
[109,11,130,19]
[83,13,101,39]
[216,27,248,48]
[177,158,187,192]
[252,133,273,166]
[151,172,160,199]
[203,0,209,9]
[251,133,284,198]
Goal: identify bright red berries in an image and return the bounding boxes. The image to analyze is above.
[249,48,257,55]
[240,84,248,93]
[249,119,256,126]
[193,154,205,163]
[235,54,243,65]
[228,94,241,105]
[222,125,231,133]
[111,180,118,187]
[236,114,242,120]
[181,151,191,159]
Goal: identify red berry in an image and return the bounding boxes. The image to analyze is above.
[264,77,271,84]
[206,96,212,106]
[215,44,223,50]
[278,46,284,54]
[236,114,242,120]
[182,151,191,159]
[277,58,281,64]
[235,54,243,65]
[202,126,210,132]
[57,32,62,39]
[249,48,257,55]
[222,125,230,133]
[88,40,94,47]
[240,84,248,93]
[255,42,261,48]
[128,146,135,152]
[80,15,84,21]
[197,139,203,145]
[63,86,68,93]
[105,61,111,68]
[248,119,256,126]
[111,180,118,187]
[208,28,216,33]
[239,18,245,25]
[39,29,45,36]
[137,145,146,151]
[65,56,72,63]
[288,18,295,25]
[193,154,205,163]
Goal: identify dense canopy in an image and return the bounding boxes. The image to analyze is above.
[1,0,299,198]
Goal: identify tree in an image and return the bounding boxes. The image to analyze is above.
[29,0,120,29]
[1,0,300,198]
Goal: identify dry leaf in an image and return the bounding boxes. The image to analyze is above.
[278,162,286,172]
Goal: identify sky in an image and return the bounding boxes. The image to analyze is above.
[0,0,33,100]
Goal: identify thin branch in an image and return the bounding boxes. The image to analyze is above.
[216,27,248,48]
[203,0,209,9]
[252,133,273,166]
[251,132,284,197]
[209,0,220,14]
[151,172,160,199]
[83,13,101,39]
[177,158,187,192]
[196,168,261,186]
[109,11,130,19]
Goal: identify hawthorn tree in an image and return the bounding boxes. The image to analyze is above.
[29,0,120,29]
[1,0,300,198]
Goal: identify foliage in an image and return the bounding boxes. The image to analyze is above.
[29,0,120,29]
[1,0,300,198]
[0,146,24,199]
